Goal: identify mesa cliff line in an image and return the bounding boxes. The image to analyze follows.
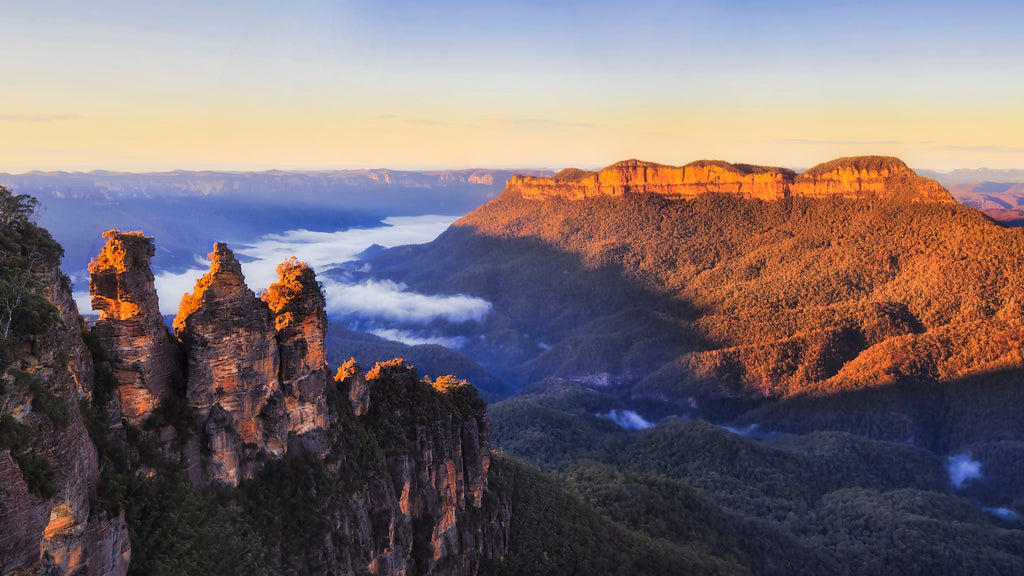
[508,155,954,203]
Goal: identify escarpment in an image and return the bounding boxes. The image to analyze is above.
[1,204,130,575]
[507,155,955,203]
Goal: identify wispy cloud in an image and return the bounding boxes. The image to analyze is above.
[773,138,902,146]
[0,113,81,123]
[368,328,470,349]
[947,452,983,489]
[483,118,602,131]
[598,410,654,430]
[367,114,600,131]
[928,144,1024,154]
[324,278,490,323]
[406,118,475,127]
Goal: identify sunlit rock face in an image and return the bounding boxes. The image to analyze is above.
[508,156,955,203]
[173,243,283,484]
[790,156,955,202]
[89,230,180,425]
[262,257,329,448]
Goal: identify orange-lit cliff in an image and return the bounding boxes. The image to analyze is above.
[506,156,955,203]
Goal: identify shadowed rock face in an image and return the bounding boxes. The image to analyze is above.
[1,251,131,576]
[508,156,955,203]
[173,243,283,484]
[89,230,179,425]
[334,360,508,576]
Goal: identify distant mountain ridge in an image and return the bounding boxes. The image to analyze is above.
[0,168,553,199]
[508,156,954,203]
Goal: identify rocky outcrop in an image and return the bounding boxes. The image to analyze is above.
[790,156,955,202]
[508,156,955,203]
[334,360,509,575]
[0,248,130,575]
[173,243,284,484]
[261,257,329,449]
[89,230,180,425]
[5,200,508,574]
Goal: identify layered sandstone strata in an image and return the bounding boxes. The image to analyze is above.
[508,156,955,204]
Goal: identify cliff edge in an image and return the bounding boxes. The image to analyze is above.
[507,156,955,203]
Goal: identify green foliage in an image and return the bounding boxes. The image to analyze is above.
[488,381,631,472]
[126,474,273,576]
[11,450,58,498]
[234,454,347,573]
[21,370,70,429]
[489,390,1024,576]
[0,413,31,451]
[484,454,747,576]
[377,190,1024,408]
[1,413,58,499]
[0,368,63,498]
[143,391,196,443]
[0,186,64,369]
[358,360,487,456]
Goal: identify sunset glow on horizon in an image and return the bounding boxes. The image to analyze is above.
[2,0,1023,173]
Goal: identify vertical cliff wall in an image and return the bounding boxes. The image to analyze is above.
[334,359,509,575]
[0,206,130,575]
[2,219,508,574]
[505,156,954,203]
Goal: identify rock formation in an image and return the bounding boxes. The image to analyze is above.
[789,156,955,202]
[261,257,329,449]
[334,360,509,575]
[508,156,955,203]
[4,206,509,573]
[173,243,284,484]
[89,230,179,425]
[0,245,130,575]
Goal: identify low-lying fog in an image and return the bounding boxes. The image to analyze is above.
[74,215,492,345]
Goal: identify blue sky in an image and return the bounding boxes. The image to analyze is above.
[2,0,1022,171]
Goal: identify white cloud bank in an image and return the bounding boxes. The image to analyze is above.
[76,215,492,327]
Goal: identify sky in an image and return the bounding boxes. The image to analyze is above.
[3,0,1023,172]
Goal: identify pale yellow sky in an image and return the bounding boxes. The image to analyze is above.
[2,1,1023,172]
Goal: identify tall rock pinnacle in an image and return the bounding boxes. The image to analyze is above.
[262,257,329,443]
[173,242,282,484]
[89,230,179,425]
